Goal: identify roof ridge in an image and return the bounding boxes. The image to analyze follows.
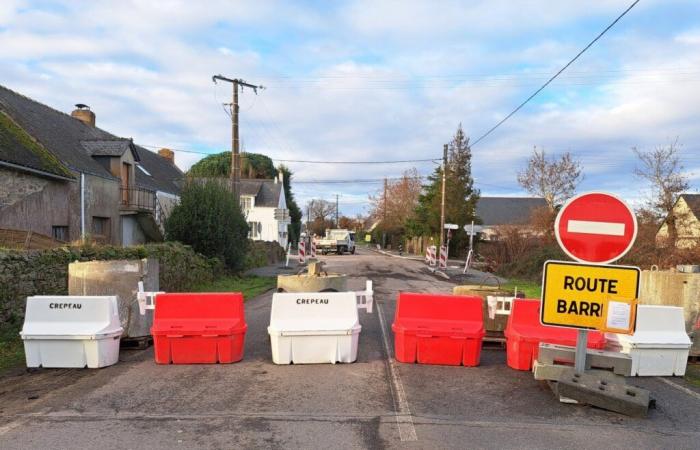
[0,84,120,139]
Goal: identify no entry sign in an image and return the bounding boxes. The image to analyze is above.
[555,192,637,264]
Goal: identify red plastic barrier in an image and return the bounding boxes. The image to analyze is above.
[392,292,485,366]
[504,298,605,370]
[151,293,247,364]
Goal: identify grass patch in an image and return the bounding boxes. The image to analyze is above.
[502,279,542,298]
[192,275,276,300]
[685,365,700,387]
[0,323,24,373]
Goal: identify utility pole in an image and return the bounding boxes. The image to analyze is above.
[383,178,388,249]
[440,144,448,248]
[335,194,339,228]
[212,74,263,206]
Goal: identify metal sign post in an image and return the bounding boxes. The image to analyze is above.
[574,330,588,374]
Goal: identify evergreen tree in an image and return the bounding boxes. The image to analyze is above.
[187,151,276,179]
[278,165,303,245]
[407,124,479,256]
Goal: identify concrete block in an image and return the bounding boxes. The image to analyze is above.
[556,368,652,417]
[533,360,625,382]
[68,258,158,338]
[276,273,348,293]
[538,343,632,376]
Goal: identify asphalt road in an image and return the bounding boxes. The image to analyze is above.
[1,249,699,449]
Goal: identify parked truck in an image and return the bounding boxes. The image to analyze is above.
[314,229,356,255]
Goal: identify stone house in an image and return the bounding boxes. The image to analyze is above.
[0,84,183,246]
[656,194,700,248]
[475,196,548,240]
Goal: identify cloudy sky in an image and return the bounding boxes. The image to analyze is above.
[2,0,699,216]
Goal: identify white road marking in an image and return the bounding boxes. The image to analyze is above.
[567,220,625,236]
[656,377,700,401]
[376,301,418,442]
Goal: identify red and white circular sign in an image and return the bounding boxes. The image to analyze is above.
[555,192,637,264]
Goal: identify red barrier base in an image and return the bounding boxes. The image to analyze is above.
[153,332,246,364]
[394,332,483,366]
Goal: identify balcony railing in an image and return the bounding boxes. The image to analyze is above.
[120,186,156,211]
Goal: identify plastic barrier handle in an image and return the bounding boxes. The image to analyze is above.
[136,281,163,315]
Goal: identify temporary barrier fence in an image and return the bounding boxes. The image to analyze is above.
[148,292,247,364]
[606,305,691,376]
[268,291,366,364]
[439,245,448,269]
[298,241,306,264]
[392,292,485,366]
[503,298,605,371]
[21,295,123,368]
[310,240,317,259]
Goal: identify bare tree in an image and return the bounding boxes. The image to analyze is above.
[633,140,689,245]
[369,168,423,232]
[307,199,337,223]
[517,147,583,211]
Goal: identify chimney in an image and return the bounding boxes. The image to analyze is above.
[71,104,95,127]
[158,148,175,165]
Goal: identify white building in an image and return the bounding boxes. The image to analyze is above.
[240,172,291,248]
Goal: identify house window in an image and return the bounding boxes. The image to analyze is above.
[248,221,262,239]
[240,196,253,212]
[52,226,69,242]
[92,217,110,239]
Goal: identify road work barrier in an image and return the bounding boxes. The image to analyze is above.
[504,298,605,371]
[268,291,365,364]
[606,305,691,376]
[310,240,317,259]
[425,245,436,266]
[150,292,247,364]
[439,245,448,269]
[21,296,123,368]
[298,241,306,264]
[392,293,485,366]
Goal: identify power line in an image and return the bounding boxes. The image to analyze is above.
[470,0,640,148]
[138,144,439,164]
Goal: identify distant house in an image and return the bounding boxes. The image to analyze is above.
[240,174,291,248]
[656,194,700,248]
[475,196,547,240]
[0,84,183,246]
[197,174,291,249]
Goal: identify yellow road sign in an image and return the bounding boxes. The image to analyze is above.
[541,260,640,334]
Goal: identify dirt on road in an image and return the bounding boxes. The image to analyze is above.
[1,249,699,449]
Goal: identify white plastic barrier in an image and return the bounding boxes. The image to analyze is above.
[354,280,374,314]
[485,295,514,320]
[20,296,123,368]
[606,305,691,376]
[268,291,362,364]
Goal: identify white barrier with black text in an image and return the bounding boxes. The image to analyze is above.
[20,296,123,368]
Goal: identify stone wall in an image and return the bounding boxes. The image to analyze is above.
[0,242,223,326]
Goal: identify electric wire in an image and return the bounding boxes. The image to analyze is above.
[470,0,641,148]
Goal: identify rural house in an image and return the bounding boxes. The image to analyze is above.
[656,194,700,248]
[475,196,547,240]
[240,173,291,248]
[0,84,183,247]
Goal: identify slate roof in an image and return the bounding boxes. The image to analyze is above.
[476,197,547,226]
[0,84,182,194]
[134,145,183,195]
[680,194,700,218]
[240,179,282,207]
[0,110,73,179]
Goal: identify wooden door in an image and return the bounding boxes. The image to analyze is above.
[121,162,130,204]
